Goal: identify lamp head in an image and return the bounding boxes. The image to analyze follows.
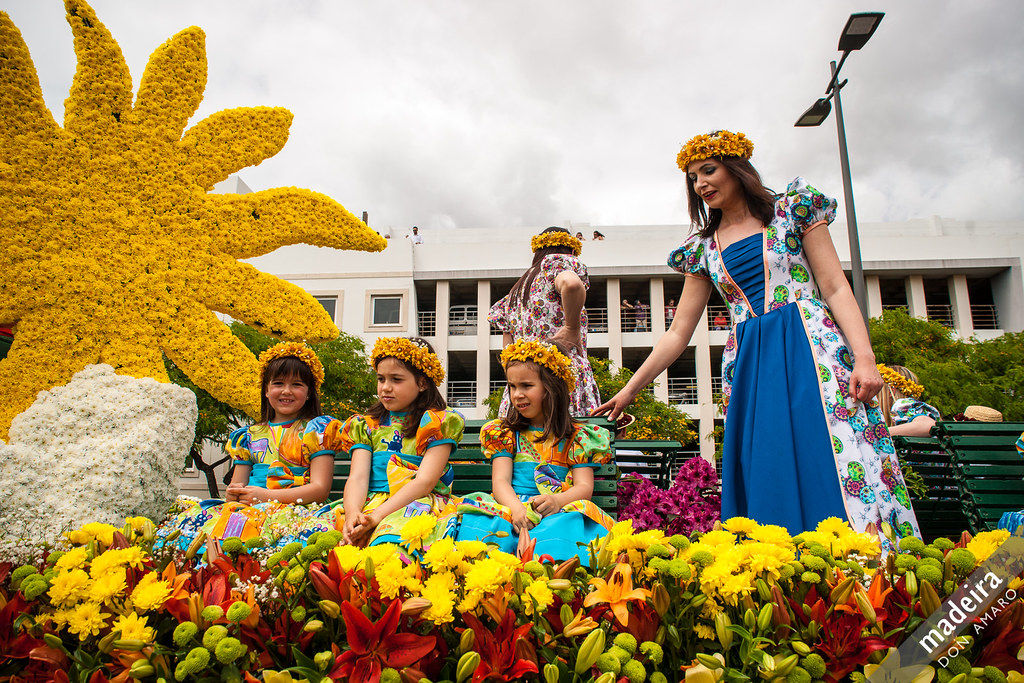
[838,12,884,51]
[795,98,832,127]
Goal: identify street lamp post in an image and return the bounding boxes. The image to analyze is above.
[795,12,884,322]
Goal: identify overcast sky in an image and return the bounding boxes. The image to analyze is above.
[6,1,1023,234]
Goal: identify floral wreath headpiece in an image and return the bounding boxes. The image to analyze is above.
[676,130,755,172]
[501,339,576,393]
[258,342,325,391]
[877,364,924,399]
[372,337,446,385]
[530,231,582,257]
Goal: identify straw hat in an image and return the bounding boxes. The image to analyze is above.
[964,405,1003,422]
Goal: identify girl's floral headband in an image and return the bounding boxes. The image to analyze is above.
[258,342,325,390]
[372,337,445,385]
[677,130,754,172]
[530,231,582,257]
[500,339,576,393]
[877,364,924,399]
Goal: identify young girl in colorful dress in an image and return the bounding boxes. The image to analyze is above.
[457,339,614,560]
[336,337,464,548]
[157,342,341,552]
[877,364,940,437]
[596,130,920,549]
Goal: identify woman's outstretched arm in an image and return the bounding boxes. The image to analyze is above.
[593,276,712,420]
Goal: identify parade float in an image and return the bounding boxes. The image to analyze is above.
[0,2,1021,681]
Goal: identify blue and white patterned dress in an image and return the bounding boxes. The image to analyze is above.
[668,178,921,547]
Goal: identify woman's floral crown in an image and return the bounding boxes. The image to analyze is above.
[500,339,576,393]
[530,231,582,257]
[877,364,924,399]
[372,337,445,385]
[677,130,755,172]
[258,342,325,391]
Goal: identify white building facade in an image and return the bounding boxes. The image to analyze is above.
[238,216,1023,466]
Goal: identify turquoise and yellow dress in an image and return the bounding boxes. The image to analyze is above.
[456,419,615,560]
[332,409,464,547]
[156,416,342,550]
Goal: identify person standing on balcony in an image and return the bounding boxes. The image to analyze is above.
[595,130,920,551]
[489,227,601,416]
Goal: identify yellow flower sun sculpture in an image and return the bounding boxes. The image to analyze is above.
[0,1,387,438]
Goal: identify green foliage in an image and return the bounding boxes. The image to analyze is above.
[590,357,696,444]
[869,308,1023,420]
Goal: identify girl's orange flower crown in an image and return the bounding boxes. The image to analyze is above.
[372,337,445,385]
[258,342,325,390]
[676,130,755,172]
[500,339,576,393]
[877,364,924,399]
[530,231,582,257]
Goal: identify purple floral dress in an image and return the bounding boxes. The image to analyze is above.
[489,254,601,416]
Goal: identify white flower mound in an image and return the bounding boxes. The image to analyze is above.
[0,364,198,544]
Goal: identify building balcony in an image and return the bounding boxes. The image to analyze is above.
[667,378,698,405]
[970,304,998,330]
[418,311,436,337]
[446,380,477,408]
[926,304,954,328]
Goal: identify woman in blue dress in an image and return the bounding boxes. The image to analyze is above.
[596,130,920,548]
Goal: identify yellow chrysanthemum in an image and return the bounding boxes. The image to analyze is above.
[523,579,555,616]
[421,572,457,625]
[90,568,127,604]
[49,569,92,608]
[66,601,110,640]
[90,547,146,579]
[463,557,513,596]
[746,524,793,546]
[966,529,1010,563]
[364,543,399,567]
[113,612,155,642]
[422,538,463,573]
[130,573,171,612]
[0,1,386,436]
[838,532,882,559]
[454,540,489,560]
[374,555,407,601]
[67,522,118,547]
[399,514,438,552]
[331,545,365,573]
[500,339,576,393]
[530,231,582,257]
[739,543,795,579]
[722,517,759,537]
[371,338,445,385]
[55,548,89,572]
[694,622,716,640]
[676,130,754,172]
[699,530,738,548]
[816,517,853,538]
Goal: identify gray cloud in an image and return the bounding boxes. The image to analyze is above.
[5,0,1022,232]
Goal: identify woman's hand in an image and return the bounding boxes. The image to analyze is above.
[592,387,637,421]
[529,493,563,517]
[509,503,536,534]
[848,361,883,402]
[551,325,583,355]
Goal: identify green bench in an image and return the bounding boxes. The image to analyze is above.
[892,434,970,542]
[935,421,1024,534]
[328,417,687,518]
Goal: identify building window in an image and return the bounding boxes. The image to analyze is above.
[315,296,337,322]
[371,295,402,326]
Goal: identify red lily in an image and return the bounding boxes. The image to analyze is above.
[974,600,1024,673]
[461,609,540,682]
[308,550,364,608]
[330,599,435,683]
[0,592,46,664]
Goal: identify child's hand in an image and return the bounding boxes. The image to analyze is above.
[224,483,245,502]
[529,493,563,517]
[342,513,362,545]
[237,487,270,505]
[347,511,381,547]
[510,504,536,534]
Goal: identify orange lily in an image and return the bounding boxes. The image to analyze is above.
[583,562,652,627]
[836,570,891,618]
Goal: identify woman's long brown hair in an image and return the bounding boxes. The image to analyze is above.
[501,339,576,443]
[366,337,448,439]
[685,156,776,238]
[507,226,576,308]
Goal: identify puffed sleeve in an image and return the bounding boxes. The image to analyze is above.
[225,426,253,466]
[480,419,515,460]
[338,415,373,455]
[890,398,941,426]
[568,423,613,468]
[416,409,465,455]
[778,177,837,236]
[300,415,343,460]
[667,232,710,279]
[541,254,590,291]
[488,294,511,331]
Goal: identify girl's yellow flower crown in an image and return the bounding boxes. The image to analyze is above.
[500,339,576,393]
[372,337,445,385]
[677,130,755,172]
[877,364,924,399]
[530,231,582,257]
[258,342,325,391]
